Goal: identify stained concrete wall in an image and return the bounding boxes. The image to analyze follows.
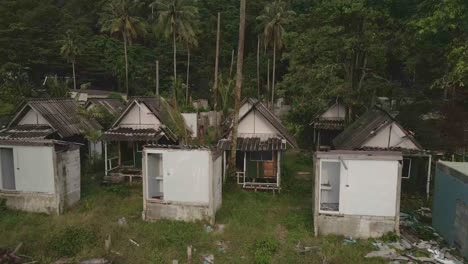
[317,214,396,238]
[0,143,81,214]
[314,151,402,239]
[55,147,81,211]
[0,144,55,193]
[142,148,222,223]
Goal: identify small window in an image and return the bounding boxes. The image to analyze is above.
[249,151,273,161]
[402,158,412,179]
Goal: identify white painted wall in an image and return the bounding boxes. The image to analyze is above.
[0,145,55,193]
[239,101,254,119]
[18,108,50,125]
[118,103,161,129]
[322,159,399,217]
[321,103,346,119]
[145,149,211,204]
[237,110,280,136]
[182,113,198,138]
[362,122,419,150]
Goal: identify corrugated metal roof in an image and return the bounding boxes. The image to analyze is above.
[312,119,345,130]
[217,137,286,151]
[333,107,421,150]
[9,99,102,138]
[103,127,164,141]
[0,124,55,140]
[85,98,125,116]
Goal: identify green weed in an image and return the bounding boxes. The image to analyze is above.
[48,225,96,257]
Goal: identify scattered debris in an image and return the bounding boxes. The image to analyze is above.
[110,250,122,256]
[201,254,214,264]
[416,207,432,218]
[204,225,213,233]
[104,235,111,253]
[214,224,225,234]
[79,259,111,264]
[343,237,356,244]
[215,240,228,253]
[365,244,397,259]
[0,243,24,264]
[129,239,140,247]
[117,217,127,227]
[294,242,320,254]
[187,245,192,264]
[172,260,178,264]
[54,258,73,264]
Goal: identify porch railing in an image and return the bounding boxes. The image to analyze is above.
[107,156,119,171]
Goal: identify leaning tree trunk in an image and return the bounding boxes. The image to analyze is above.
[173,29,177,101]
[186,44,190,105]
[228,0,246,176]
[271,41,276,108]
[257,36,260,99]
[213,12,221,138]
[72,61,76,90]
[123,32,129,96]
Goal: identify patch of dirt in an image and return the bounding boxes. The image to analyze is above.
[275,224,288,243]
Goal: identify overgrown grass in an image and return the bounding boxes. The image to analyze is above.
[0,151,386,263]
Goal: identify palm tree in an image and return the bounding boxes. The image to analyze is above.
[151,0,198,102]
[228,0,246,175]
[60,30,80,90]
[99,0,147,96]
[257,0,295,106]
[183,28,198,105]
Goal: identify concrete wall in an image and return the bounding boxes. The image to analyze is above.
[18,108,50,125]
[432,162,468,259]
[314,152,402,238]
[0,145,55,193]
[317,214,396,238]
[237,109,279,136]
[0,144,81,214]
[55,147,81,211]
[182,113,198,138]
[362,122,419,150]
[119,103,161,129]
[143,148,222,223]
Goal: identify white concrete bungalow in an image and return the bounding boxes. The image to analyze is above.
[314,150,402,238]
[142,145,222,224]
[309,100,346,150]
[333,106,432,196]
[103,97,185,182]
[218,98,298,192]
[0,140,81,214]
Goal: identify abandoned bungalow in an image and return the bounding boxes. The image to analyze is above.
[0,139,81,214]
[309,101,346,150]
[218,98,298,192]
[0,99,102,157]
[314,150,402,238]
[142,145,222,224]
[103,97,184,182]
[332,106,432,196]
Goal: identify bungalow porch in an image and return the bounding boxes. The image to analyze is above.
[218,136,286,192]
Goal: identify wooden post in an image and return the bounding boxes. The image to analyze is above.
[213,12,221,138]
[156,60,159,96]
[104,141,108,176]
[187,245,192,264]
[267,59,270,107]
[426,154,432,200]
[230,49,235,79]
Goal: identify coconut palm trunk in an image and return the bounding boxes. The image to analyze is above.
[72,61,76,90]
[186,44,190,104]
[229,0,246,175]
[271,41,276,107]
[173,28,177,99]
[122,31,129,96]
